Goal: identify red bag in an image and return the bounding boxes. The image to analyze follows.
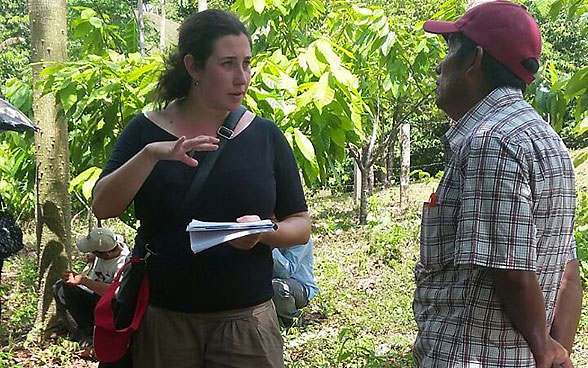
[93,255,149,363]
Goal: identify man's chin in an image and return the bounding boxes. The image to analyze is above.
[435,96,444,111]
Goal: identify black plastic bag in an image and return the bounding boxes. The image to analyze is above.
[0,197,23,259]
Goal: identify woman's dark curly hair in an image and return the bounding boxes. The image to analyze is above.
[156,9,251,104]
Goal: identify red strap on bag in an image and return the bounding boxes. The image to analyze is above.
[93,255,150,363]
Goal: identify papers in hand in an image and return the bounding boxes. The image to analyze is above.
[186,219,277,253]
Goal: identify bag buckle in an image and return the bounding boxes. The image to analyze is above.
[144,243,157,260]
[217,125,233,140]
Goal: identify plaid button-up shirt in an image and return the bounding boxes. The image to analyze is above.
[413,87,576,367]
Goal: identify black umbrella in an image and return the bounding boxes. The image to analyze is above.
[0,98,39,133]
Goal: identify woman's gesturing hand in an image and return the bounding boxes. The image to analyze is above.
[146,135,219,166]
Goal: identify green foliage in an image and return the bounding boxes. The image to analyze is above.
[66,0,137,57]
[0,255,37,346]
[335,328,391,367]
[70,6,134,56]
[37,51,163,224]
[576,191,588,282]
[0,0,29,86]
[525,0,588,154]
[233,0,367,185]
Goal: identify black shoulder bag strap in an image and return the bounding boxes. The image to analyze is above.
[181,105,247,213]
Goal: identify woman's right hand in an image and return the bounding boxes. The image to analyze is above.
[145,135,219,167]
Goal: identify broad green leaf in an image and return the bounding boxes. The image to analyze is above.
[80,8,96,19]
[416,38,429,53]
[315,39,340,69]
[89,16,103,29]
[381,32,396,57]
[549,91,567,132]
[535,0,553,16]
[261,73,278,89]
[351,111,363,132]
[313,124,331,152]
[284,131,293,148]
[566,68,588,97]
[58,83,78,114]
[253,0,265,13]
[123,19,139,53]
[548,61,559,85]
[331,66,356,88]
[74,21,93,38]
[244,0,254,9]
[330,127,346,148]
[392,82,401,98]
[352,5,372,16]
[298,52,308,71]
[573,147,588,167]
[69,166,101,193]
[575,116,588,136]
[301,158,319,184]
[82,171,100,200]
[313,73,334,113]
[576,93,588,121]
[383,75,393,92]
[306,46,323,77]
[550,0,564,20]
[294,128,315,162]
[296,89,313,108]
[277,73,298,95]
[127,62,159,83]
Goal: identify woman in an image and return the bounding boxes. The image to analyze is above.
[92,9,310,368]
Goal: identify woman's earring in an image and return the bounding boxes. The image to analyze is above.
[194,80,200,87]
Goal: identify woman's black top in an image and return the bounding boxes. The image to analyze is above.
[101,113,307,312]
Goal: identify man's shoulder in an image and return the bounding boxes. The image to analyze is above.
[466,101,559,153]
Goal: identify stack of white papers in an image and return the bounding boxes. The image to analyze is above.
[186,219,276,253]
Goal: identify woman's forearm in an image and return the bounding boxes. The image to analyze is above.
[263,211,310,248]
[92,146,158,219]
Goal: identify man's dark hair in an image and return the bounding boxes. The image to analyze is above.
[451,33,539,94]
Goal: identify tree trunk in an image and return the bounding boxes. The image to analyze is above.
[29,0,71,340]
[198,0,207,12]
[400,124,411,207]
[386,135,396,187]
[353,161,361,203]
[359,167,369,225]
[159,0,166,52]
[138,0,145,56]
[367,166,374,194]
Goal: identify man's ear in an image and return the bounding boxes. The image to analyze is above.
[465,46,484,75]
[183,54,201,82]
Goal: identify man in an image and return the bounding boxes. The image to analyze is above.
[272,237,318,327]
[414,1,582,367]
[53,227,129,346]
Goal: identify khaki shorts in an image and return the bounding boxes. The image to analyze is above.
[131,300,284,368]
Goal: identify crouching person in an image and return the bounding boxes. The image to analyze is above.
[53,228,129,346]
[272,237,318,327]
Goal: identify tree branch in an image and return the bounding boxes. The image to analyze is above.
[0,37,25,52]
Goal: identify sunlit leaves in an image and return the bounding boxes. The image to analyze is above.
[294,127,316,162]
[69,166,102,201]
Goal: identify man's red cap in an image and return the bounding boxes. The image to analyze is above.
[423,0,541,84]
